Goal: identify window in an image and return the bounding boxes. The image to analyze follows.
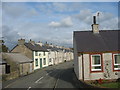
[91,54,102,72]
[113,54,120,70]
[35,59,38,66]
[43,58,46,65]
[43,52,46,56]
[49,58,51,62]
[39,53,41,56]
[35,51,38,56]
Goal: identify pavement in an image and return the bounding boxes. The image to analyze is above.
[2,61,94,89]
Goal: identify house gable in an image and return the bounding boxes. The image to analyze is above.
[11,44,33,59]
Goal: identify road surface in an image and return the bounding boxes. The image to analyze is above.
[2,61,90,89]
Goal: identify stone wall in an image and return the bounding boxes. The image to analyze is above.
[11,45,33,59]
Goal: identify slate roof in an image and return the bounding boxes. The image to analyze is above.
[24,43,48,52]
[4,53,33,63]
[43,45,63,52]
[74,30,120,53]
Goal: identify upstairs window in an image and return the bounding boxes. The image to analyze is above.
[35,51,38,56]
[91,54,102,72]
[49,58,51,62]
[43,52,46,56]
[43,58,46,65]
[113,54,120,71]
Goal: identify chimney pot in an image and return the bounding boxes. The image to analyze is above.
[93,16,96,24]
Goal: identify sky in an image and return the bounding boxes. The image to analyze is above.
[1,1,119,49]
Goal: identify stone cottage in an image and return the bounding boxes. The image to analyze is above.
[2,53,33,80]
[11,39,49,70]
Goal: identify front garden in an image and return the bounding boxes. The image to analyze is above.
[86,79,120,88]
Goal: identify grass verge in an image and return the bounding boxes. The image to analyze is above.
[96,82,120,88]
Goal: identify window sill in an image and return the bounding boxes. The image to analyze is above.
[113,69,120,72]
[90,70,103,73]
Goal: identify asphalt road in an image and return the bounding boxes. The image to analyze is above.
[2,61,90,89]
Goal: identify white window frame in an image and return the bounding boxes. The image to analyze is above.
[113,54,120,70]
[91,54,102,71]
[35,58,38,67]
[35,51,38,56]
[43,58,46,65]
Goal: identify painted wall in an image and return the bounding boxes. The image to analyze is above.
[33,51,48,70]
[77,53,120,81]
[73,37,80,80]
[54,51,59,65]
[0,64,6,75]
[50,51,55,65]
[48,50,55,65]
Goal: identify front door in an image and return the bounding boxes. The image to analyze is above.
[40,58,42,68]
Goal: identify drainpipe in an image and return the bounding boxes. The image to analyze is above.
[81,53,84,81]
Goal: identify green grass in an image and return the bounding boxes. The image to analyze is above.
[97,82,120,88]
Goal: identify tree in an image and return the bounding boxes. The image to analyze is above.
[2,44,8,52]
[0,40,8,52]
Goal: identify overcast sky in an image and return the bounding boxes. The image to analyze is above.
[1,2,119,49]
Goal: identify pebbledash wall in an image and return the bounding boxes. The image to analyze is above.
[77,52,120,81]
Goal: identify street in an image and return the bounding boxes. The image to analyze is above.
[2,61,89,89]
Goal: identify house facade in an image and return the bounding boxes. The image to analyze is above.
[0,55,7,75]
[73,16,120,81]
[42,44,55,66]
[33,51,49,70]
[11,39,49,70]
[42,43,73,65]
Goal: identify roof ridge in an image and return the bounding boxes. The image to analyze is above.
[74,30,120,32]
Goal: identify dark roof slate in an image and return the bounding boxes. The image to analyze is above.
[74,30,120,53]
[43,45,61,52]
[24,43,48,52]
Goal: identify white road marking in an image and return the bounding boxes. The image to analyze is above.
[46,73,48,75]
[27,87,31,90]
[35,77,43,83]
[46,71,52,76]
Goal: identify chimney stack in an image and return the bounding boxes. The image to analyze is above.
[49,43,54,47]
[18,38,25,45]
[29,39,35,45]
[37,41,43,46]
[91,16,99,34]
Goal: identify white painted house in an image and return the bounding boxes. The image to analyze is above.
[43,45,55,66]
[73,16,120,81]
[11,39,49,70]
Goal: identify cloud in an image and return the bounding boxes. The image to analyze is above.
[74,9,118,30]
[2,25,21,49]
[49,17,73,28]
[2,0,120,2]
[2,2,118,49]
[52,2,67,12]
[100,17,118,30]
[75,9,93,24]
[2,3,27,18]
